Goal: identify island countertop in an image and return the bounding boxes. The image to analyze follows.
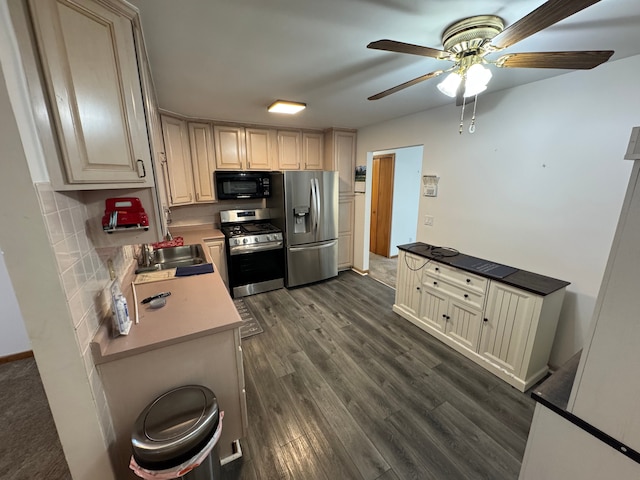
[398,242,570,296]
[91,225,240,364]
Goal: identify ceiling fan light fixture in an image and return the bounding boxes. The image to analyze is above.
[464,63,492,97]
[437,72,461,98]
[267,100,306,114]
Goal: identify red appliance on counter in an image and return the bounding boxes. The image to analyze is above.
[102,197,149,232]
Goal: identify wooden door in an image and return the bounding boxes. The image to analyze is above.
[369,154,395,257]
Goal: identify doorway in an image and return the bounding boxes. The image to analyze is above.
[370,154,395,257]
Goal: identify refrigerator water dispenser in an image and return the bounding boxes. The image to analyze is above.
[293,206,310,234]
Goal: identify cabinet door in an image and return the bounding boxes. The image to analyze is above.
[445,299,483,352]
[188,122,216,203]
[29,0,152,185]
[161,116,194,205]
[480,282,537,376]
[338,196,354,270]
[419,285,448,333]
[302,132,324,170]
[245,128,274,170]
[206,240,228,289]
[335,131,356,194]
[277,130,302,170]
[395,251,423,318]
[214,125,246,170]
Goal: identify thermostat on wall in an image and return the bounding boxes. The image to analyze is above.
[422,175,439,197]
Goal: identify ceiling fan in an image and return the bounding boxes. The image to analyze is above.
[367,0,614,105]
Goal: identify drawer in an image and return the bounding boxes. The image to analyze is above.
[424,274,485,310]
[425,262,488,295]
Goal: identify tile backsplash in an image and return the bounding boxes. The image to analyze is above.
[34,182,135,444]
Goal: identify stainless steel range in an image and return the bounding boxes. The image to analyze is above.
[220,208,284,298]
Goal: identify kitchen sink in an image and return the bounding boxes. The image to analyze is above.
[135,244,207,273]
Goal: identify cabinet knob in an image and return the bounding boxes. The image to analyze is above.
[435,267,439,272]
[464,294,469,299]
[416,286,420,291]
[442,314,446,318]
[483,318,489,323]
[433,281,438,286]
[466,279,471,283]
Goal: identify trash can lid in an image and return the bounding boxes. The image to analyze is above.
[131,385,219,470]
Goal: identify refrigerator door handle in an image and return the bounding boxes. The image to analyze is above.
[314,178,321,234]
[310,178,318,234]
[289,239,338,252]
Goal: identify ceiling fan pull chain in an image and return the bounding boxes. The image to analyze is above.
[469,95,478,134]
[459,96,466,135]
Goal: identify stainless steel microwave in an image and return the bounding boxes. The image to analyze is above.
[214,171,271,200]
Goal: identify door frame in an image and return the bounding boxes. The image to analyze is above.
[370,153,395,257]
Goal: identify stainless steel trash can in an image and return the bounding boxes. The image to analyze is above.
[131,385,221,480]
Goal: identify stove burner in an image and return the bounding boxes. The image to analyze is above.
[222,222,280,237]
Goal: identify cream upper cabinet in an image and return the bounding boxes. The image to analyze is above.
[29,0,152,186]
[325,129,356,194]
[277,130,302,170]
[214,125,246,170]
[188,122,216,202]
[302,132,324,170]
[161,115,194,206]
[245,128,275,171]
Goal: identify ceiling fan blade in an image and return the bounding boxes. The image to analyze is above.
[490,0,602,50]
[367,39,453,60]
[368,70,444,101]
[496,50,613,69]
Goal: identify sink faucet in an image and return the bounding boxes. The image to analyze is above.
[138,244,152,267]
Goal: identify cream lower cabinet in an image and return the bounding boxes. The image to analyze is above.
[338,195,355,270]
[205,238,228,289]
[394,250,566,391]
[394,251,424,318]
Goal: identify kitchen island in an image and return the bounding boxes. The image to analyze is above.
[91,226,246,479]
[395,242,570,391]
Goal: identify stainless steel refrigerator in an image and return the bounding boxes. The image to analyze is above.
[268,171,338,287]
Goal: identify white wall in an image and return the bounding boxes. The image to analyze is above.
[372,146,422,257]
[355,54,640,367]
[0,250,30,355]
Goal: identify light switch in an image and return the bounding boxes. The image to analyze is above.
[424,215,434,226]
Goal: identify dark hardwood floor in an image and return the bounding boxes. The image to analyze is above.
[222,271,535,480]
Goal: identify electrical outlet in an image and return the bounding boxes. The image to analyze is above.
[424,215,434,226]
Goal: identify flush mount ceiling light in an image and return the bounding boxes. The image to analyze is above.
[267,100,306,114]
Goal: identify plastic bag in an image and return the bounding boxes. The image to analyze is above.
[130,411,224,479]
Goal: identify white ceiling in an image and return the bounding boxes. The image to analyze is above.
[130,0,640,130]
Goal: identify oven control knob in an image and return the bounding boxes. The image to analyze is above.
[255,237,260,242]
[243,238,248,244]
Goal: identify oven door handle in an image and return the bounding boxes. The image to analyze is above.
[229,241,283,256]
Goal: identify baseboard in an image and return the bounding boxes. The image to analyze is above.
[0,350,34,365]
[351,267,369,275]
